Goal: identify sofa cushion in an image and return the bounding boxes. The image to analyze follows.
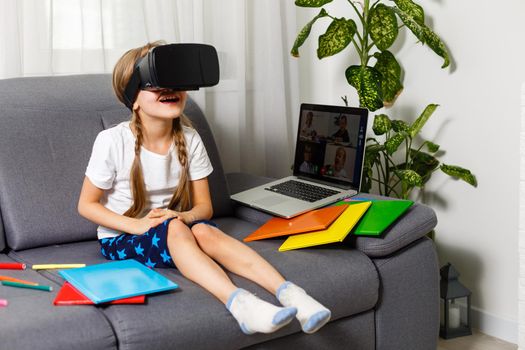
[0,255,117,350]
[244,310,375,350]
[9,217,379,350]
[0,74,231,251]
[0,107,102,250]
[7,241,110,285]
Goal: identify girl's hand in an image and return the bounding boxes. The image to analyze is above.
[128,209,168,235]
[154,208,195,225]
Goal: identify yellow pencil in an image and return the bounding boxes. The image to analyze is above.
[31,264,86,270]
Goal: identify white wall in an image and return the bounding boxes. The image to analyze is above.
[296,0,525,343]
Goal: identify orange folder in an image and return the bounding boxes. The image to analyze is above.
[53,282,146,306]
[279,201,371,252]
[243,204,349,242]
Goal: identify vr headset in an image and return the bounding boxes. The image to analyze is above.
[123,43,220,109]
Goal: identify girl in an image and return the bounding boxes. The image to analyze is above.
[78,42,331,335]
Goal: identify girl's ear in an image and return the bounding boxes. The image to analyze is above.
[132,101,140,111]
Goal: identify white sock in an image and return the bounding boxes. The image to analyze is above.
[276,281,331,334]
[226,288,297,335]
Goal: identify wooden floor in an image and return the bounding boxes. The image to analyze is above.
[437,329,517,350]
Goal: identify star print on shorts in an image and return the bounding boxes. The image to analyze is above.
[98,218,217,268]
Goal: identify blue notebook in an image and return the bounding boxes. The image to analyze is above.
[58,260,179,304]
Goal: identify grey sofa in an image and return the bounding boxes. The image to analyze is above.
[0,74,439,350]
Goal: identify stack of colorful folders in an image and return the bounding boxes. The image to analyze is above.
[55,259,178,305]
[244,198,413,252]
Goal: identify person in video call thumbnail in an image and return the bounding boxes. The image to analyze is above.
[300,111,317,140]
[331,114,349,143]
[323,146,348,178]
[299,144,317,174]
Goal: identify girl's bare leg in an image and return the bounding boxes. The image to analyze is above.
[166,219,236,303]
[167,219,297,334]
[191,223,285,294]
[191,223,331,334]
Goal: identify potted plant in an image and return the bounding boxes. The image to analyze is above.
[363,104,477,198]
[292,0,476,198]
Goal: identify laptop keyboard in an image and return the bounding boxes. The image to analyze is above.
[265,180,340,202]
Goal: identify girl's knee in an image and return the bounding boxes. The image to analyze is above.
[192,223,218,245]
[167,219,193,242]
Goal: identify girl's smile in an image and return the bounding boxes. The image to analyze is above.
[133,89,188,120]
[158,91,183,104]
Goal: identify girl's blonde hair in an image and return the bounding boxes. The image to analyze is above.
[112,41,193,218]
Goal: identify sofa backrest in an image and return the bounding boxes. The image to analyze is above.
[0,211,5,253]
[0,74,231,251]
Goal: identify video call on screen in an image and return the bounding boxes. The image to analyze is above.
[294,108,366,187]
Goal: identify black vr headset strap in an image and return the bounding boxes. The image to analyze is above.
[123,67,142,110]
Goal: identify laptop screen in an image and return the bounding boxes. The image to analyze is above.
[293,103,368,190]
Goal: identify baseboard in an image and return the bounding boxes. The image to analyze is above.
[471,306,518,345]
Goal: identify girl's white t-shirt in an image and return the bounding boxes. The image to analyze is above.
[85,121,213,239]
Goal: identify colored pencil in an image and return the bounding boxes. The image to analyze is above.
[32,264,86,270]
[1,281,53,292]
[0,298,7,307]
[0,275,39,286]
[0,263,26,270]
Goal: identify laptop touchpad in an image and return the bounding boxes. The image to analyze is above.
[254,196,290,207]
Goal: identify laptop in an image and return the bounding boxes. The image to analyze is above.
[231,103,369,218]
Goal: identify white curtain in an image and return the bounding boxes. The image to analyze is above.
[518,82,525,350]
[0,0,299,178]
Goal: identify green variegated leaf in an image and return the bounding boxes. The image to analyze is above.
[391,119,409,132]
[393,6,450,68]
[291,8,329,57]
[366,142,385,154]
[318,18,357,59]
[392,0,424,24]
[410,104,438,138]
[295,0,333,7]
[372,114,392,135]
[373,51,403,105]
[369,4,398,51]
[409,149,439,183]
[426,141,440,153]
[409,149,437,165]
[364,143,384,167]
[362,142,384,193]
[345,65,383,111]
[440,164,478,187]
[396,169,423,187]
[385,132,407,155]
[361,174,372,193]
[361,165,373,193]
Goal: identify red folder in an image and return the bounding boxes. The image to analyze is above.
[244,204,348,242]
[53,282,146,306]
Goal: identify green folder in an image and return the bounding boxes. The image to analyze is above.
[334,199,413,236]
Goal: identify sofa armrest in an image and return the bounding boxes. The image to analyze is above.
[225,172,437,258]
[348,194,437,258]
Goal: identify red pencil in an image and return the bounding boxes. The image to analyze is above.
[0,262,26,270]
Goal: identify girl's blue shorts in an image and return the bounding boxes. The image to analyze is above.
[98,218,217,268]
